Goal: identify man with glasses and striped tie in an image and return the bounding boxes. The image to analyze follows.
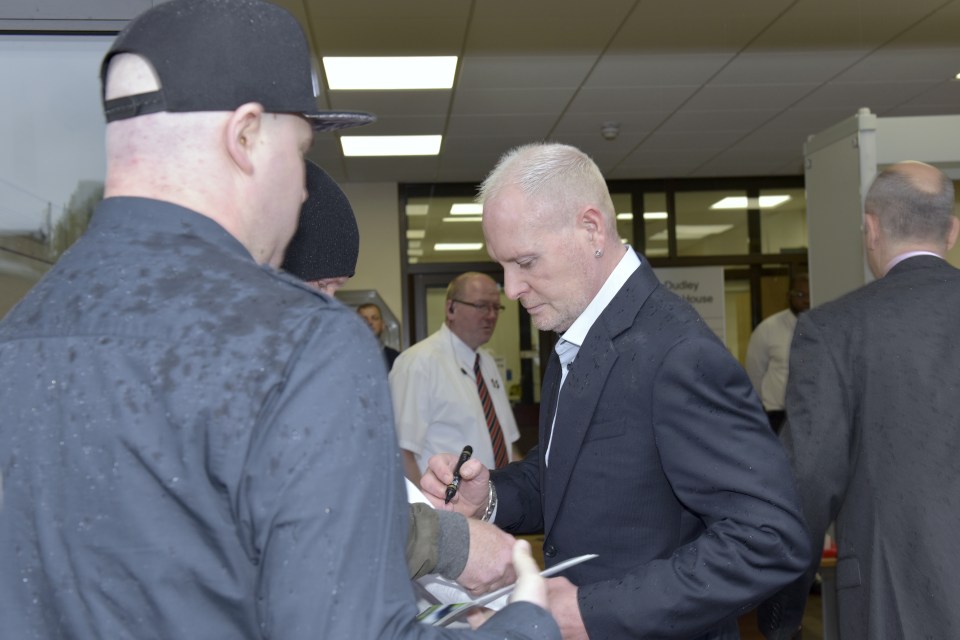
[390,272,521,484]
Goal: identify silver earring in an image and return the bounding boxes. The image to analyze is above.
[594,249,603,258]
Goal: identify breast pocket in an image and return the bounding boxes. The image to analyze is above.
[582,417,628,443]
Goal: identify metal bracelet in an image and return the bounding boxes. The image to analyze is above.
[480,480,497,522]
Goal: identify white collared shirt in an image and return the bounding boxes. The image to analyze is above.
[389,323,519,473]
[545,246,641,464]
[885,250,942,274]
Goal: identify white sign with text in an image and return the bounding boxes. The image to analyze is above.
[652,266,726,341]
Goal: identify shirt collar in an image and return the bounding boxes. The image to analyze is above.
[885,250,943,273]
[442,323,477,371]
[559,246,641,349]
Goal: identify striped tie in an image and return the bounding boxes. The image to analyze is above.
[475,353,509,469]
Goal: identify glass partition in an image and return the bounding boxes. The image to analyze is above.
[760,187,808,255]
[675,190,749,256]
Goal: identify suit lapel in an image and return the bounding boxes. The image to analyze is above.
[542,263,660,534]
[543,330,618,533]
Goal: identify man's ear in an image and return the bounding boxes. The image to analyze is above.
[946,216,960,252]
[225,103,264,175]
[578,205,607,244]
[863,212,881,251]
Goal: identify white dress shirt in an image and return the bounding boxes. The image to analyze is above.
[545,246,641,465]
[389,323,519,473]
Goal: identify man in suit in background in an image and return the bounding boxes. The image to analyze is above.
[421,142,811,639]
[358,302,401,371]
[759,161,960,639]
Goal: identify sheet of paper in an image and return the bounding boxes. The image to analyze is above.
[417,553,599,627]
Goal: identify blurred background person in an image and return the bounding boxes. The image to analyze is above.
[358,301,401,371]
[390,272,521,484]
[745,272,809,433]
[760,161,960,639]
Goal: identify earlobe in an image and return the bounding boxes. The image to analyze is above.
[226,103,263,175]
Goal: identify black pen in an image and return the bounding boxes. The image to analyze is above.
[444,445,473,504]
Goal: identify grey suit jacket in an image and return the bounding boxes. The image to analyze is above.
[493,261,810,639]
[759,255,960,639]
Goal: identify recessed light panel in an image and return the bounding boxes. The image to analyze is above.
[342,135,442,157]
[323,56,457,90]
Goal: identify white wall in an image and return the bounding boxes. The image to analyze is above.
[340,182,403,328]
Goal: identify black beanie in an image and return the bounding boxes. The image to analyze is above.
[282,161,360,280]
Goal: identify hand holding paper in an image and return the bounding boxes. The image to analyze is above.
[509,539,546,606]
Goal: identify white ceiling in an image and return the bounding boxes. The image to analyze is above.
[270,0,960,185]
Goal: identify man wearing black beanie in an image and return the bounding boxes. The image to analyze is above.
[281,160,360,294]
[282,160,528,602]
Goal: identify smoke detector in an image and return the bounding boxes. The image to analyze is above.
[600,121,620,141]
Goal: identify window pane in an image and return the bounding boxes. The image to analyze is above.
[405,195,491,265]
[642,192,668,258]
[611,192,633,248]
[675,190,749,256]
[760,188,807,255]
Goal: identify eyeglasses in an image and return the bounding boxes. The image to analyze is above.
[788,290,808,299]
[452,299,505,314]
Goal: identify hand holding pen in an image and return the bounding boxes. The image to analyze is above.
[444,445,473,504]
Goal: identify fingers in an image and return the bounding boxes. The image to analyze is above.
[466,607,495,629]
[419,453,457,508]
[509,539,548,608]
[423,454,491,516]
[456,458,487,482]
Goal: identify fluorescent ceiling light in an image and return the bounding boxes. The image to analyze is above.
[710,195,791,210]
[407,248,424,257]
[450,203,483,215]
[617,211,669,220]
[406,204,429,216]
[342,135,442,157]
[443,216,482,223]
[323,56,458,90]
[649,224,734,241]
[406,229,426,240]
[408,240,422,249]
[435,242,483,251]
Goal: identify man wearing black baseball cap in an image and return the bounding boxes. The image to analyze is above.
[0,1,558,639]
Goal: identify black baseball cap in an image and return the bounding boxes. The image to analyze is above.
[100,0,375,132]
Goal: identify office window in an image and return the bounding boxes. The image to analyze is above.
[760,188,807,255]
[641,192,668,257]
[404,194,491,265]
[612,192,633,247]
[675,190,749,256]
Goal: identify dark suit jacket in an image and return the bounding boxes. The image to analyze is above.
[492,261,811,639]
[383,345,400,372]
[759,255,960,639]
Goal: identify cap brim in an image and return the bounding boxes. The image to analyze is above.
[304,110,377,132]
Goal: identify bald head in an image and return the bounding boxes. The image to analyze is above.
[101,53,314,269]
[863,161,959,277]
